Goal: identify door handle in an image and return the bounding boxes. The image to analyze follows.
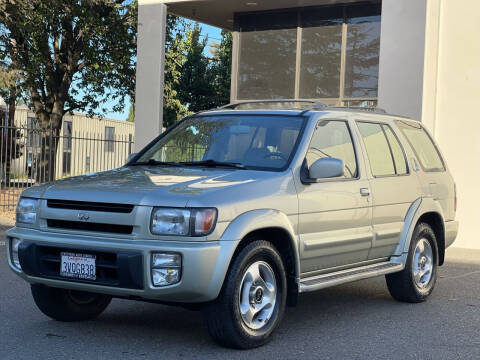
[360,188,370,197]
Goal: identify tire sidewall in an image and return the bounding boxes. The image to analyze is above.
[228,241,287,343]
[407,224,439,298]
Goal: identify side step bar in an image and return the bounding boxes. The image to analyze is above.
[299,261,404,293]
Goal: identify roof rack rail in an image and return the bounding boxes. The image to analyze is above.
[326,106,387,114]
[219,99,326,110]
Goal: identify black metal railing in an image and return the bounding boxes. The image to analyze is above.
[0,124,134,215]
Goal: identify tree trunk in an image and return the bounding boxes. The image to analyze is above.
[2,102,17,189]
[35,127,60,183]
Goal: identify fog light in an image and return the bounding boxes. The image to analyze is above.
[151,253,181,287]
[11,238,22,270]
[152,268,181,287]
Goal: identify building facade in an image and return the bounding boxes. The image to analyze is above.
[134,0,480,250]
[6,106,134,180]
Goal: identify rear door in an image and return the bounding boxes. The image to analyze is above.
[355,119,422,260]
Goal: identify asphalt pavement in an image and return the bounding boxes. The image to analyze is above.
[1,225,480,360]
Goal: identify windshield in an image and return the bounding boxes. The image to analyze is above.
[134,115,305,170]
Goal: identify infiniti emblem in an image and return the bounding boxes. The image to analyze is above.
[78,212,90,221]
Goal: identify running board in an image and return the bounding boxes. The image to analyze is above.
[299,261,404,293]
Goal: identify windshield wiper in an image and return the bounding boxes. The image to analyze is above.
[130,159,184,167]
[180,159,247,169]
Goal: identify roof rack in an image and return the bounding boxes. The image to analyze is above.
[325,106,387,114]
[215,100,396,116]
[220,99,326,110]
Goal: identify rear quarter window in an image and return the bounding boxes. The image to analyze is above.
[396,121,445,172]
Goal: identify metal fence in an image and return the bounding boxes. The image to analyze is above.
[0,124,134,216]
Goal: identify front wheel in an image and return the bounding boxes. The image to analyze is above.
[203,240,287,349]
[31,284,112,322]
[386,223,438,303]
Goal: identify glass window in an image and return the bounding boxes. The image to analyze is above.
[357,122,395,177]
[234,4,381,103]
[136,115,304,171]
[397,121,445,172]
[85,156,91,172]
[300,8,343,98]
[27,117,41,148]
[62,152,71,175]
[63,121,72,151]
[105,126,115,153]
[306,120,357,179]
[128,134,133,155]
[384,125,408,175]
[344,5,381,98]
[237,12,297,99]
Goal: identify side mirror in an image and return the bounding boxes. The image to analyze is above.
[126,153,138,164]
[309,157,344,179]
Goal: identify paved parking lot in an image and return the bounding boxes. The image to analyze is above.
[1,225,480,360]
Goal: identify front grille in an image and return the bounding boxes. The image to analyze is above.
[47,199,134,213]
[18,242,144,289]
[47,219,133,235]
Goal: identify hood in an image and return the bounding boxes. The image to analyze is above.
[23,166,261,207]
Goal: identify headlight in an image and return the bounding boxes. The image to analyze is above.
[16,198,39,224]
[150,207,217,236]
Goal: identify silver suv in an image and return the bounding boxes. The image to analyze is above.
[6,102,458,349]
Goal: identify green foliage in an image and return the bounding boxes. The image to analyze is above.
[163,14,189,128]
[163,19,232,129]
[126,102,134,122]
[177,23,217,113]
[210,30,232,106]
[0,0,137,130]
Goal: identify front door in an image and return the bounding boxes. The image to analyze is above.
[298,119,373,275]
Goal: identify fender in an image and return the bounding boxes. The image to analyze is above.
[220,209,300,279]
[391,197,445,266]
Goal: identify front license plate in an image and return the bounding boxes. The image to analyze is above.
[60,252,96,281]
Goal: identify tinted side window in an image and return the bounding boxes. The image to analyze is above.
[306,120,357,179]
[384,126,408,175]
[357,122,395,176]
[397,121,445,172]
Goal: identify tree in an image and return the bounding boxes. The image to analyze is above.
[210,30,232,106]
[126,102,134,122]
[163,14,188,128]
[0,0,137,181]
[177,23,217,113]
[0,58,24,187]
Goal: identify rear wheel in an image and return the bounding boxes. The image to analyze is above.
[31,284,112,321]
[386,223,438,303]
[203,240,287,349]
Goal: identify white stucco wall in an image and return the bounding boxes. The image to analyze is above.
[422,0,480,249]
[134,0,167,152]
[377,0,427,120]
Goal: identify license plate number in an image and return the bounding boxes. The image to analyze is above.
[60,252,96,281]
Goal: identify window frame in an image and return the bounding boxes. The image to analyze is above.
[356,120,410,179]
[301,118,361,184]
[396,120,446,173]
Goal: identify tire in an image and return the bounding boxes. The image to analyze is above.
[203,240,287,349]
[31,284,112,322]
[386,223,438,303]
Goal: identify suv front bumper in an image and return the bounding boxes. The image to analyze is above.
[6,227,237,303]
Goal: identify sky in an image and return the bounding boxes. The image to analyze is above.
[101,23,222,121]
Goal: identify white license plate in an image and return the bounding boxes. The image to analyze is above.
[60,252,96,280]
